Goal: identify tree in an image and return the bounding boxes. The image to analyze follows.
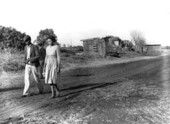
[0,26,27,51]
[36,29,58,46]
[130,30,146,53]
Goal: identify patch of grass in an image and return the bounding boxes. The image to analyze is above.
[0,51,88,72]
[2,60,25,72]
[0,51,25,72]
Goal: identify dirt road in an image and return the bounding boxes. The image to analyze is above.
[1,52,170,123]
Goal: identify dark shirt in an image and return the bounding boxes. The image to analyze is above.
[39,47,46,61]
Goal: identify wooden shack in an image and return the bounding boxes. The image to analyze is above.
[81,37,107,57]
[81,36,123,57]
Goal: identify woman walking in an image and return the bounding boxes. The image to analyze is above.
[44,36,61,98]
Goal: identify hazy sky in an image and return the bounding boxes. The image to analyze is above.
[0,0,170,46]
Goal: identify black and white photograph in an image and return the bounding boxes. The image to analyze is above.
[0,0,170,123]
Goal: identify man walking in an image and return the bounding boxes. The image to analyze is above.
[37,42,46,79]
[23,35,43,97]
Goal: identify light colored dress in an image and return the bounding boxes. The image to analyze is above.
[45,45,60,84]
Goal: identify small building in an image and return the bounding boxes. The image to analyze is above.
[143,44,161,55]
[81,36,122,57]
[81,37,106,57]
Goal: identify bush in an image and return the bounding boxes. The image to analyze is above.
[60,48,76,56]
[130,30,146,53]
[3,60,25,72]
[62,53,71,57]
[72,46,83,52]
[36,29,58,46]
[0,51,25,72]
[0,26,27,51]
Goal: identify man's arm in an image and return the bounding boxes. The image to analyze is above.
[24,46,28,64]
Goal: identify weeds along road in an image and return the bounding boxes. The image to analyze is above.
[1,52,170,123]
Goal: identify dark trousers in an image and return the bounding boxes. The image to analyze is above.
[38,60,44,78]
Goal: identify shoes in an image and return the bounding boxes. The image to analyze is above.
[21,95,28,98]
[21,94,32,98]
[50,95,55,99]
[39,91,43,94]
[49,91,60,99]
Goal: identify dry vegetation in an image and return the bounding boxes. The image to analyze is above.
[0,51,88,73]
[0,49,142,74]
[0,50,25,72]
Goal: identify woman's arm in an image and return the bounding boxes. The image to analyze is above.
[56,45,61,72]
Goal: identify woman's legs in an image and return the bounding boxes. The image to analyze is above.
[50,72,61,98]
[54,84,60,96]
[50,84,60,98]
[50,85,55,98]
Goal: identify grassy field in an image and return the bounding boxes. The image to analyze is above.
[0,50,84,73]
